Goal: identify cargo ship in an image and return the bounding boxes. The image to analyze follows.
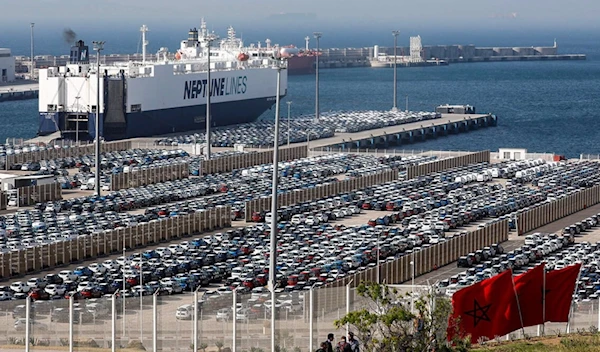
[281,46,317,75]
[37,21,287,141]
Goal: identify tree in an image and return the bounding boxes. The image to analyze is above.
[215,341,224,352]
[199,342,208,352]
[334,282,470,352]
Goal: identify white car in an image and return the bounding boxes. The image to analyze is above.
[10,282,30,293]
[58,270,78,282]
[0,291,13,301]
[88,263,107,274]
[27,278,47,289]
[102,259,120,270]
[45,284,66,296]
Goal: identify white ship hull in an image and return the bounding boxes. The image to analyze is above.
[38,63,287,140]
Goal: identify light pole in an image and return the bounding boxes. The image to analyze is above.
[139,252,143,342]
[307,130,313,157]
[376,233,381,284]
[122,236,126,339]
[392,30,400,111]
[410,252,415,314]
[112,290,118,352]
[204,33,218,161]
[269,58,286,352]
[313,32,322,122]
[30,23,34,81]
[286,101,292,146]
[92,41,105,196]
[193,286,203,352]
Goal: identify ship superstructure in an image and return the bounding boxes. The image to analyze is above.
[37,20,287,140]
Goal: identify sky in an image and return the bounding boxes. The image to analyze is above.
[2,0,598,28]
[1,0,598,55]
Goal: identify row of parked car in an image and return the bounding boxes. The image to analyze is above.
[154,110,440,147]
[441,214,600,307]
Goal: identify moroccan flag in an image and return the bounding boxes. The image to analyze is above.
[508,263,545,328]
[448,270,519,344]
[544,263,581,323]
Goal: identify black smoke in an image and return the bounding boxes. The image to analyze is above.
[63,28,77,45]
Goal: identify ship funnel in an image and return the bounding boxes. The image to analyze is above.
[69,40,89,64]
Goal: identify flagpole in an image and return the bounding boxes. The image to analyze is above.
[566,263,583,334]
[510,269,526,337]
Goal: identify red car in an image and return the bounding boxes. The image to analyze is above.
[255,274,267,286]
[29,288,50,301]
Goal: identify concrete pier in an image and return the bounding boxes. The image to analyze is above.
[309,113,497,150]
[0,81,38,102]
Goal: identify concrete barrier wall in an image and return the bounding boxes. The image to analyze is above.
[244,169,399,220]
[517,184,600,235]
[405,151,490,179]
[5,141,132,169]
[309,219,509,314]
[17,183,62,207]
[0,206,231,280]
[110,162,189,191]
[201,145,307,175]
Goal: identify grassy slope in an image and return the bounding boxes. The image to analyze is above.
[471,333,600,352]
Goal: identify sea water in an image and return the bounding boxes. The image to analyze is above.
[1,40,598,158]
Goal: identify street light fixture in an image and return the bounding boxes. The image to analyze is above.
[286,101,292,146]
[92,41,105,196]
[269,57,286,352]
[392,31,400,111]
[313,32,322,122]
[204,33,219,161]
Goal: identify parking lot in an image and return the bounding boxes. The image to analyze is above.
[1,152,600,349]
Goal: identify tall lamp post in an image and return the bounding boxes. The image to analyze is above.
[286,101,292,146]
[92,41,105,196]
[313,32,322,122]
[30,23,35,80]
[392,31,400,111]
[269,57,286,352]
[204,33,218,161]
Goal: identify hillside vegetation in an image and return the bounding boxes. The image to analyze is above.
[471,333,600,352]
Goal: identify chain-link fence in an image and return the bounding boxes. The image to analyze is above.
[2,284,598,351]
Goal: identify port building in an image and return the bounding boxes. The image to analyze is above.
[0,48,15,83]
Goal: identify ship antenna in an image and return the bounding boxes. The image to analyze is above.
[140,25,149,64]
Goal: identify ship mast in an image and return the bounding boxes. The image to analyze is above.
[140,25,149,64]
[305,36,310,51]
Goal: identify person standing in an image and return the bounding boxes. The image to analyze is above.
[348,332,360,352]
[336,336,351,352]
[316,341,329,352]
[324,333,334,352]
